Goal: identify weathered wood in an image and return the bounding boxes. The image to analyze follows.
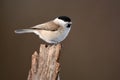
[27,44,61,80]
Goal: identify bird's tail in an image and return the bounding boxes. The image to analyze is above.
[14,29,35,34]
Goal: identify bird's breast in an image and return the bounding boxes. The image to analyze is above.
[38,27,71,43]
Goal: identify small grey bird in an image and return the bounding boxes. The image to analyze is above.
[15,16,72,44]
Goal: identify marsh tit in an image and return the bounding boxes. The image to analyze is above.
[15,16,72,44]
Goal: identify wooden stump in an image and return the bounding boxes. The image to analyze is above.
[27,44,61,80]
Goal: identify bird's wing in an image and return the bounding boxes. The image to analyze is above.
[31,21,60,31]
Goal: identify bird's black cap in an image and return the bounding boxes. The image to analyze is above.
[58,16,71,22]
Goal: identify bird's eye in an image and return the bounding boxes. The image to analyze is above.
[67,24,71,28]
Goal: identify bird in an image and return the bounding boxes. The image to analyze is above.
[15,16,72,44]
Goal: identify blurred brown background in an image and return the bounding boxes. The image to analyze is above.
[0,0,120,80]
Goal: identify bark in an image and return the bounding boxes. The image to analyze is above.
[27,44,61,80]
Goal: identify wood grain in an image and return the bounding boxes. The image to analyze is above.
[27,44,61,80]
